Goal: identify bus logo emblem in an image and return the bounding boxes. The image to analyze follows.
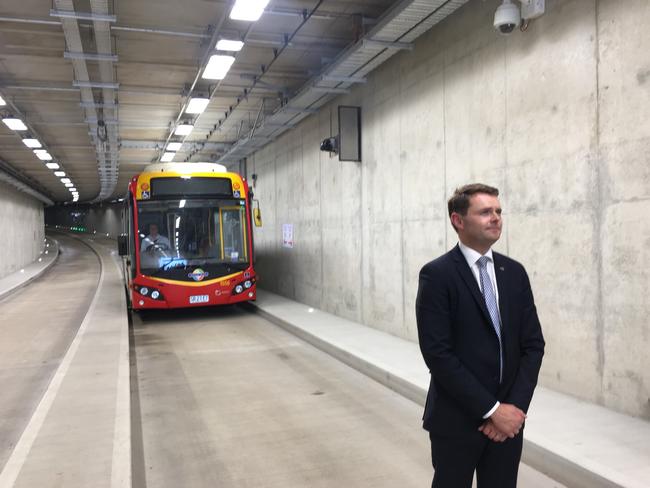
[188,268,209,281]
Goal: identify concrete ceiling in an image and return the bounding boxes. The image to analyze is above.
[0,0,461,204]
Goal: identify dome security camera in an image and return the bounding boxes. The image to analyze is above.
[494,0,521,35]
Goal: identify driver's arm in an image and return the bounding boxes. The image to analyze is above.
[140,236,152,252]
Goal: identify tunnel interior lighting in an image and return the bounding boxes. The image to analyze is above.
[230,0,270,21]
[45,162,60,169]
[54,171,66,177]
[167,142,182,151]
[216,39,244,51]
[64,182,74,187]
[34,149,53,160]
[202,55,235,80]
[0,95,5,106]
[174,124,193,136]
[2,118,28,131]
[185,97,210,114]
[22,138,42,148]
[161,152,175,162]
[60,177,71,184]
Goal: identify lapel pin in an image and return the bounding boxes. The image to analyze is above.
[499,266,504,271]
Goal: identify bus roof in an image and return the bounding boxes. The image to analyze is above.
[142,162,228,174]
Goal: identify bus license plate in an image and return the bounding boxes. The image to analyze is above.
[189,294,209,304]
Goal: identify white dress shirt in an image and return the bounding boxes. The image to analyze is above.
[457,241,501,419]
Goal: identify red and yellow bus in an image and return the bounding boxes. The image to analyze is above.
[118,162,258,310]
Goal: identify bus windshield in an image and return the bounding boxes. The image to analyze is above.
[137,198,249,280]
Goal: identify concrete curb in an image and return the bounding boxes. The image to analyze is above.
[248,297,633,488]
[0,236,59,301]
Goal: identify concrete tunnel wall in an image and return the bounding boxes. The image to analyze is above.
[245,0,650,419]
[0,180,45,280]
[45,203,122,240]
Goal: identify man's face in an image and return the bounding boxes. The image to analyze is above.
[149,224,159,237]
[453,193,502,250]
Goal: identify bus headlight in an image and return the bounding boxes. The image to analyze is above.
[136,286,163,300]
[244,280,252,289]
[235,285,244,294]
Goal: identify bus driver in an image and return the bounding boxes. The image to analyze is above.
[141,223,171,253]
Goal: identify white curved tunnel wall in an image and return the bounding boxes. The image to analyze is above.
[247,0,650,419]
[0,180,45,279]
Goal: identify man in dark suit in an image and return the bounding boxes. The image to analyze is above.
[416,183,545,488]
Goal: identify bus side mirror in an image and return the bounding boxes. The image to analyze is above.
[253,208,262,227]
[118,234,128,256]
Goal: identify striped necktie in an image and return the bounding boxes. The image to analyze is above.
[477,256,503,383]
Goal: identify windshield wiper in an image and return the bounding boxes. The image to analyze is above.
[148,257,189,277]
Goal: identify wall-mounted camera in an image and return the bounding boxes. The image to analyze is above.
[494,0,545,36]
[494,0,520,34]
[320,136,338,154]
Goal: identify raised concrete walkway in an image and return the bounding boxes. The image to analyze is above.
[0,234,130,488]
[0,237,58,301]
[249,289,650,488]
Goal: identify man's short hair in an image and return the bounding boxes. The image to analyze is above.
[448,183,499,230]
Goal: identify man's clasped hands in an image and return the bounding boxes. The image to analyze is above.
[479,403,526,443]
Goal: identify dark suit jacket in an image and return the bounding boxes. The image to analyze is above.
[416,244,545,435]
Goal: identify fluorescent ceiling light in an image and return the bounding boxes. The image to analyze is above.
[69,187,77,192]
[34,150,53,160]
[2,118,28,131]
[60,177,71,184]
[161,152,175,162]
[230,0,270,21]
[54,171,66,177]
[185,97,210,114]
[174,124,193,136]
[216,39,244,51]
[22,138,42,148]
[179,199,186,208]
[0,95,5,106]
[46,162,60,169]
[202,55,235,80]
[64,182,74,187]
[167,142,182,151]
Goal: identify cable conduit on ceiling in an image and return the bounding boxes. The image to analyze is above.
[217,0,470,163]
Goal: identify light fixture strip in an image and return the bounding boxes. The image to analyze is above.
[1,95,75,201]
[216,39,244,51]
[230,0,271,22]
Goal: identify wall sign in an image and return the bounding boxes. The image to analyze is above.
[282,224,294,248]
